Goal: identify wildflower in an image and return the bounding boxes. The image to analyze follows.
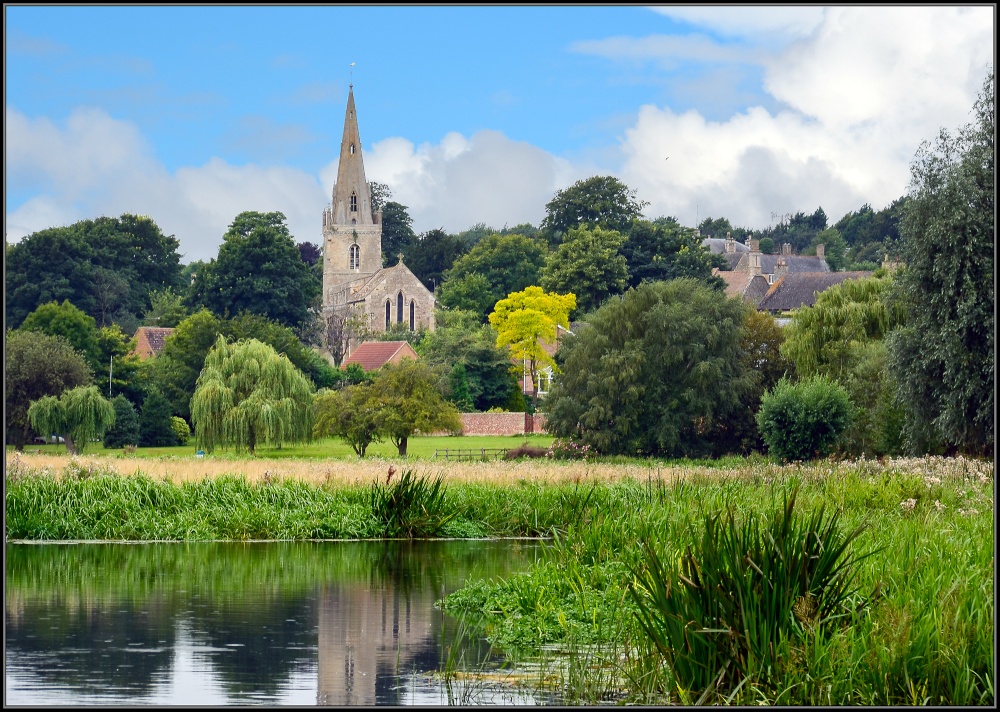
[900,498,917,512]
[933,499,946,511]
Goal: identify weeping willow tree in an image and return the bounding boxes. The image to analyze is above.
[27,385,116,454]
[190,335,314,455]
[780,273,908,456]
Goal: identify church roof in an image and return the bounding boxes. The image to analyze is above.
[342,341,419,371]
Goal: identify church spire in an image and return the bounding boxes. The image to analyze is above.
[331,85,374,226]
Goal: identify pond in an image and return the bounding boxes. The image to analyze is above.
[5,539,554,706]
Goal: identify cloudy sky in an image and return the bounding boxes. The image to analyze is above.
[5,6,994,262]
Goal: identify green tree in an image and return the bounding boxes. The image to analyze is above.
[697,216,734,239]
[782,274,906,457]
[19,300,101,371]
[488,286,576,412]
[419,323,517,412]
[758,237,775,254]
[313,384,383,457]
[403,228,467,291]
[807,228,849,271]
[28,385,116,454]
[888,70,994,455]
[6,213,184,330]
[372,359,463,456]
[103,395,141,449]
[6,330,93,450]
[439,233,547,320]
[622,219,725,289]
[97,324,148,407]
[540,175,648,246]
[190,211,320,328]
[143,287,189,328]
[540,225,629,314]
[139,388,180,447]
[544,279,754,457]
[190,336,315,455]
[448,363,475,412]
[380,201,418,266]
[148,309,224,420]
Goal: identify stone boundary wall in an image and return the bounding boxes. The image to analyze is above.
[456,413,547,436]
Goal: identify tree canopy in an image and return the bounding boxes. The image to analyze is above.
[5,213,184,331]
[403,228,467,292]
[190,335,315,455]
[544,279,753,457]
[371,359,462,456]
[540,175,648,246]
[28,385,116,454]
[380,201,418,267]
[540,225,628,315]
[488,286,576,411]
[622,219,724,289]
[188,211,320,329]
[313,383,383,457]
[19,300,101,372]
[6,329,94,450]
[888,69,994,455]
[419,322,519,412]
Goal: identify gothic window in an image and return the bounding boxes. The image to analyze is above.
[409,300,415,331]
[350,192,358,212]
[385,300,391,330]
[350,143,355,155]
[349,244,360,270]
[396,292,404,324]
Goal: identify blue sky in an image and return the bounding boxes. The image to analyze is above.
[6,6,994,262]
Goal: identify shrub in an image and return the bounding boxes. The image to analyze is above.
[756,376,853,462]
[629,486,875,702]
[369,468,458,538]
[546,437,593,460]
[504,444,549,460]
[170,417,191,446]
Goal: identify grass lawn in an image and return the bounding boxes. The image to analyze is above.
[8,433,555,461]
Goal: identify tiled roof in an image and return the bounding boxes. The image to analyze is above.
[715,270,770,305]
[758,271,873,312]
[342,341,418,371]
[132,327,175,359]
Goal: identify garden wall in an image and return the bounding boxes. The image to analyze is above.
[457,413,547,436]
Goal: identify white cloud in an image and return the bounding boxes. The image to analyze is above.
[648,6,826,40]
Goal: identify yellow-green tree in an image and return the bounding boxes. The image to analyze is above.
[488,286,576,412]
[27,385,116,454]
[190,335,314,455]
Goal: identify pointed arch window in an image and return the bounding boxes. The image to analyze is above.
[409,300,415,331]
[385,300,391,330]
[396,292,404,324]
[350,143,356,155]
[349,244,360,271]
[350,192,358,212]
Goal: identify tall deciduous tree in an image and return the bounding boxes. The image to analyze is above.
[888,70,994,455]
[438,233,547,320]
[488,286,576,412]
[403,228,466,291]
[189,211,320,329]
[372,359,462,456]
[623,219,725,289]
[28,385,116,454]
[540,175,648,246]
[544,279,753,458]
[540,225,628,314]
[419,323,518,412]
[190,336,314,455]
[380,201,418,267]
[19,300,101,372]
[6,330,93,450]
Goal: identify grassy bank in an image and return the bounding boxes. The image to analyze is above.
[4,452,993,705]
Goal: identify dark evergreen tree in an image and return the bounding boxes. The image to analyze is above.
[139,389,180,447]
[104,395,141,449]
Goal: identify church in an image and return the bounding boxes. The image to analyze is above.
[321,86,435,356]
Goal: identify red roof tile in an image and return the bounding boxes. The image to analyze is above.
[132,327,175,359]
[342,341,418,371]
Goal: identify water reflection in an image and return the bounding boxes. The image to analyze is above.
[5,540,544,705]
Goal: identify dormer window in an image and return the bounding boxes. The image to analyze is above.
[349,244,360,270]
[350,192,357,212]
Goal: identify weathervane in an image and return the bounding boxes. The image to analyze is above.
[350,62,356,85]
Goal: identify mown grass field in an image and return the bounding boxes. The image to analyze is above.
[4,450,993,705]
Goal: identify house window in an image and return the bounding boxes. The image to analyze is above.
[385,300,391,330]
[350,192,357,212]
[349,244,360,270]
[396,292,404,324]
[409,300,415,331]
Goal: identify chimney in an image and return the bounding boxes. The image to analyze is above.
[749,240,761,276]
[816,243,825,258]
[725,231,735,254]
[775,255,789,281]
[782,242,792,256]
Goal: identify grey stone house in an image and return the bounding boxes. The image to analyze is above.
[322,86,435,357]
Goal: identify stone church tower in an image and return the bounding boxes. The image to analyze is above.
[322,86,435,357]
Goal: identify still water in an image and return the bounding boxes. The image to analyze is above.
[5,540,551,705]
